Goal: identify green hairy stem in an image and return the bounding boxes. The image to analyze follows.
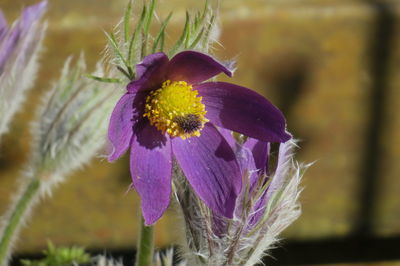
[135,217,155,266]
[0,178,41,266]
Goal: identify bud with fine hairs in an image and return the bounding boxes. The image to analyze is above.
[0,55,120,265]
[0,1,47,138]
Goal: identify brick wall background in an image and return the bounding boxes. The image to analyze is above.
[1,0,400,264]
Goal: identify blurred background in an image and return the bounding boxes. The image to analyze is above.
[1,0,400,265]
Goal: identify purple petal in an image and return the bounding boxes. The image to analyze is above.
[128,52,169,93]
[217,128,261,187]
[0,1,47,72]
[244,138,270,173]
[217,127,236,148]
[244,139,270,226]
[211,212,228,237]
[0,11,7,39]
[197,82,291,143]
[130,122,172,225]
[108,93,136,161]
[172,123,241,218]
[0,26,20,72]
[218,128,268,172]
[166,51,233,85]
[217,132,271,227]
[20,1,47,29]
[248,141,294,228]
[246,139,270,194]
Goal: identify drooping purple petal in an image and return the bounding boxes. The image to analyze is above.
[218,128,270,225]
[217,128,261,189]
[127,52,169,93]
[130,122,172,226]
[197,82,291,143]
[107,93,136,161]
[172,123,241,218]
[220,134,260,222]
[166,51,233,85]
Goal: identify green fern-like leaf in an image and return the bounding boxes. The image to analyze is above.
[20,242,91,266]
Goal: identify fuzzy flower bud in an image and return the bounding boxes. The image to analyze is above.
[30,55,120,186]
[0,55,119,265]
[174,133,307,266]
[0,1,47,137]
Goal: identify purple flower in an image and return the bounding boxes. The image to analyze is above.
[108,51,290,225]
[0,1,47,135]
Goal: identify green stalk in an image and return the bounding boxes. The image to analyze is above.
[135,217,154,266]
[0,178,41,265]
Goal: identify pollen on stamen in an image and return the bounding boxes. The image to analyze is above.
[143,80,208,139]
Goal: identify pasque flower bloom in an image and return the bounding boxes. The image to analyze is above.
[108,51,291,225]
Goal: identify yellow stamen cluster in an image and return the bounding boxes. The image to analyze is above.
[144,80,208,139]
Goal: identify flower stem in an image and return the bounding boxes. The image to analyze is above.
[135,216,154,266]
[0,178,41,266]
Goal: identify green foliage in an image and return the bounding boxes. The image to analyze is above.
[90,0,217,83]
[85,74,123,84]
[20,242,91,266]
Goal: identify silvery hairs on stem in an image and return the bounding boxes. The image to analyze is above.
[174,140,308,266]
[0,1,47,138]
[0,55,119,264]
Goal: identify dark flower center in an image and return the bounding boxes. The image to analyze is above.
[173,114,203,134]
